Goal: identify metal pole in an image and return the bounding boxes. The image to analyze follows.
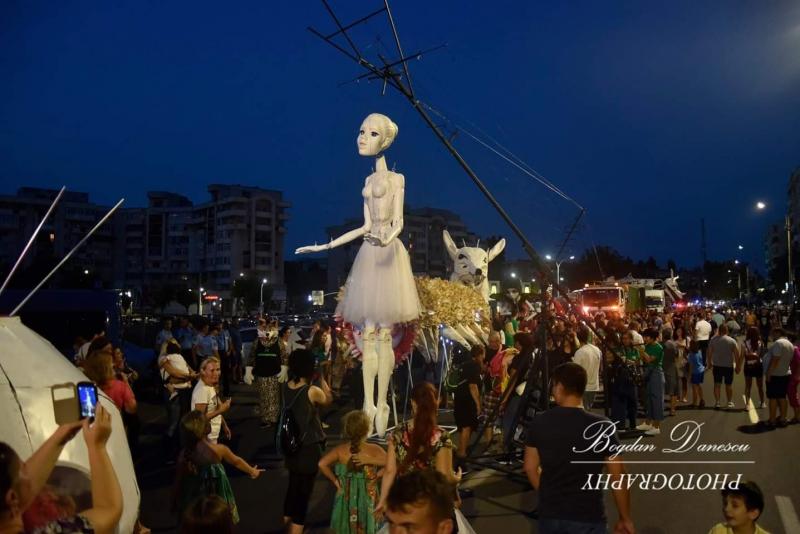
[10,199,124,316]
[787,215,794,302]
[0,186,65,297]
[746,265,751,298]
[555,262,561,297]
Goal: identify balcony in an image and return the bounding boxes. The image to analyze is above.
[217,208,247,218]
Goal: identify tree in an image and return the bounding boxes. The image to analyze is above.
[152,284,177,312]
[175,288,194,313]
[232,276,267,313]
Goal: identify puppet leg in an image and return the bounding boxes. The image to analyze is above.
[361,325,378,434]
[375,326,395,436]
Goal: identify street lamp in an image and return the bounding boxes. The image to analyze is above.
[755,200,793,302]
[260,278,268,315]
[545,254,574,297]
[198,287,206,316]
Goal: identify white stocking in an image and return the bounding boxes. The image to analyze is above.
[375,327,394,436]
[361,326,378,434]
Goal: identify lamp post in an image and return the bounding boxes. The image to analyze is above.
[756,201,793,303]
[198,287,205,316]
[545,254,574,297]
[259,278,268,316]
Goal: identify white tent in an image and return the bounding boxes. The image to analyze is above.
[0,316,140,533]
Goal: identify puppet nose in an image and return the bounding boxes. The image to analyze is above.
[475,268,482,277]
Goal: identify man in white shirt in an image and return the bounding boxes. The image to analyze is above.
[764,329,794,427]
[694,315,712,366]
[573,326,602,409]
[628,320,644,346]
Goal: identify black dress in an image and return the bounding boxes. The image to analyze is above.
[453,359,482,430]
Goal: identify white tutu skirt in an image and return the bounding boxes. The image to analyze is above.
[337,238,421,326]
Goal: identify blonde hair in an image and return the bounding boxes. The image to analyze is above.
[364,113,398,148]
[341,410,370,448]
[199,356,220,372]
[83,352,114,385]
[181,410,208,443]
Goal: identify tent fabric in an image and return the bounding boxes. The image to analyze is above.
[0,316,140,533]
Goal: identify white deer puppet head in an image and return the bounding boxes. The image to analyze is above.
[443,229,506,302]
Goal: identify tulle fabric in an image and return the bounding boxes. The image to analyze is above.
[337,238,421,326]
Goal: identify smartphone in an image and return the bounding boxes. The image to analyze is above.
[77,381,98,421]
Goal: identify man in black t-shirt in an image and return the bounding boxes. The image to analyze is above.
[454,345,484,463]
[523,363,634,534]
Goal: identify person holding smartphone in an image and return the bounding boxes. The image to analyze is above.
[0,405,123,534]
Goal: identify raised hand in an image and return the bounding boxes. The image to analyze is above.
[83,404,113,448]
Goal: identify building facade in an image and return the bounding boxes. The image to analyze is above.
[0,185,289,311]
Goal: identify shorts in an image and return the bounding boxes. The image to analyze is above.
[766,375,790,400]
[454,397,479,430]
[712,366,734,385]
[744,363,763,379]
[691,373,704,385]
[283,471,317,525]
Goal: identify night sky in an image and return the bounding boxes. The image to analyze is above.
[1,1,798,272]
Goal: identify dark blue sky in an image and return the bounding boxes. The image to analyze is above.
[1,1,798,272]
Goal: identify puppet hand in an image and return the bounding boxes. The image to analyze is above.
[278,365,289,383]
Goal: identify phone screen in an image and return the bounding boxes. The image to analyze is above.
[77,382,97,420]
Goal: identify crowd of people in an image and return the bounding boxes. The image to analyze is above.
[1,299,797,533]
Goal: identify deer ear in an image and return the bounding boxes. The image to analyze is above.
[443,230,458,260]
[487,238,506,262]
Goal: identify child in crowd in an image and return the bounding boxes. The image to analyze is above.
[688,339,706,408]
[180,495,234,534]
[707,480,770,534]
[318,410,386,534]
[174,411,264,525]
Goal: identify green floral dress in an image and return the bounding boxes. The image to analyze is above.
[330,456,382,534]
[391,423,453,474]
[178,462,240,524]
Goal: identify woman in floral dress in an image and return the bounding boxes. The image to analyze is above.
[375,382,461,513]
[319,410,386,533]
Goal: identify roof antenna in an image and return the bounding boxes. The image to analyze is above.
[9,198,125,317]
[0,186,65,299]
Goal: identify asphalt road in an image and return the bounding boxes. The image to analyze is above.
[135,369,800,533]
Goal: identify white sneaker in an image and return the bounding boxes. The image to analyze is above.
[758,401,765,409]
[635,423,653,431]
[714,402,721,409]
[727,401,735,409]
[645,427,661,436]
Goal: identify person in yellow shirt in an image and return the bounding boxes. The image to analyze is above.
[707,480,770,534]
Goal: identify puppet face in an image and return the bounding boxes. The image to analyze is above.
[443,230,505,291]
[357,115,391,156]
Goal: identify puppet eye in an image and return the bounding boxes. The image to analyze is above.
[371,131,379,137]
[458,254,466,260]
[359,129,365,135]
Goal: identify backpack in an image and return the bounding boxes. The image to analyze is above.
[276,385,309,456]
[444,364,467,393]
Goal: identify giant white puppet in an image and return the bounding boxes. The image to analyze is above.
[296,113,421,435]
